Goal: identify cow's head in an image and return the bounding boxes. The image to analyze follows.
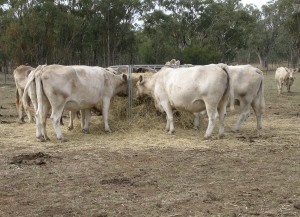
[289,69,296,79]
[136,75,150,100]
[115,74,128,97]
[286,69,296,88]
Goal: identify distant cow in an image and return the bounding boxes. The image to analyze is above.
[194,65,265,132]
[136,64,234,139]
[23,65,128,142]
[165,59,180,67]
[275,67,297,94]
[13,65,35,123]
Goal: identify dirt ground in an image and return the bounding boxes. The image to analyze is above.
[0,71,300,217]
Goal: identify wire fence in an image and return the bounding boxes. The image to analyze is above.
[0,73,15,85]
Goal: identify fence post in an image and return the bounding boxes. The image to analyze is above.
[128,65,132,120]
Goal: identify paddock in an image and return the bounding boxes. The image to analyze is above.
[0,70,300,216]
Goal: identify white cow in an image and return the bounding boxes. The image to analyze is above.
[23,65,128,142]
[67,67,124,133]
[22,65,65,126]
[136,64,234,139]
[194,65,265,131]
[275,67,297,95]
[13,65,35,123]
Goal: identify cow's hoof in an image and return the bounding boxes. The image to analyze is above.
[203,135,211,140]
[36,137,46,142]
[60,138,68,142]
[218,134,225,139]
[68,127,73,131]
[105,129,112,133]
[82,129,89,134]
[168,130,175,134]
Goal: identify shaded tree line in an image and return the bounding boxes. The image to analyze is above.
[0,0,299,70]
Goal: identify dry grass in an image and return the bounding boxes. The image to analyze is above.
[1,70,300,216]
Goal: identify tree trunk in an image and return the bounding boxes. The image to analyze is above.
[255,50,268,69]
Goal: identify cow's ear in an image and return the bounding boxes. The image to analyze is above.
[139,75,144,84]
[122,74,127,81]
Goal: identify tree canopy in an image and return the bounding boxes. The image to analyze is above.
[0,0,299,69]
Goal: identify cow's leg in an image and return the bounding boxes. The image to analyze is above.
[277,81,283,95]
[41,102,50,141]
[51,112,67,142]
[81,109,91,134]
[16,89,25,123]
[102,97,112,132]
[232,99,250,132]
[217,102,227,139]
[160,101,174,134]
[287,83,291,92]
[80,110,85,130]
[193,112,200,130]
[50,103,67,142]
[251,102,263,131]
[35,112,43,141]
[204,104,218,139]
[36,101,50,142]
[165,119,170,132]
[68,111,76,130]
[60,115,64,125]
[24,97,34,123]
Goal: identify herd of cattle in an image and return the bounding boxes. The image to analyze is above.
[12,61,298,142]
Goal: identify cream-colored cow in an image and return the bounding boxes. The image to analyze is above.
[23,65,128,142]
[136,64,234,139]
[194,65,265,132]
[13,65,35,123]
[275,67,297,95]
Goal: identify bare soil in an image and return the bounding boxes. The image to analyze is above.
[0,71,300,217]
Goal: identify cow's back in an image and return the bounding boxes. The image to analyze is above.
[275,67,289,81]
[155,65,228,112]
[14,65,35,89]
[40,65,116,111]
[229,65,263,98]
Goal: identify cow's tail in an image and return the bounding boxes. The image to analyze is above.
[15,88,20,111]
[35,66,48,126]
[256,70,266,114]
[218,63,234,111]
[23,68,37,113]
